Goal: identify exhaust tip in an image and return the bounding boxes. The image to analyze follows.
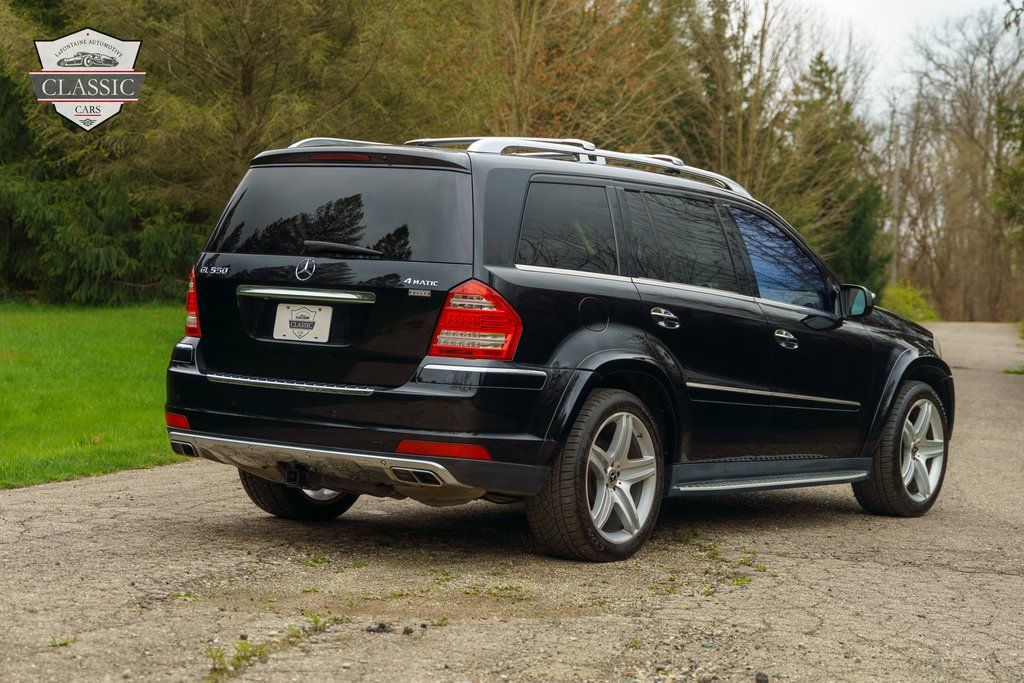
[391,467,443,487]
[170,440,197,457]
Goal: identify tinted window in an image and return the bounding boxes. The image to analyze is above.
[208,167,472,262]
[730,208,829,310]
[517,183,618,274]
[623,191,665,280]
[645,193,737,291]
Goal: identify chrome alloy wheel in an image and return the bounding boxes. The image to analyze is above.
[586,412,659,543]
[302,487,342,502]
[900,398,945,503]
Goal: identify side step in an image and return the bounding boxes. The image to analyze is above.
[670,470,868,495]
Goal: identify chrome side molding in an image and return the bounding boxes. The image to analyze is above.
[685,381,860,409]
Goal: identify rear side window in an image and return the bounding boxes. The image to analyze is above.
[208,166,472,263]
[644,193,738,291]
[517,183,618,274]
[729,208,829,310]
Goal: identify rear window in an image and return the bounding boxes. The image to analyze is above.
[207,166,472,263]
[516,183,618,274]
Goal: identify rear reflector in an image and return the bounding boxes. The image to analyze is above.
[428,280,522,360]
[395,440,492,461]
[185,267,201,338]
[165,412,190,429]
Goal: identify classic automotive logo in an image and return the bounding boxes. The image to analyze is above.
[29,28,144,131]
[288,307,317,339]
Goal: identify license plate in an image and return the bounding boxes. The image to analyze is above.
[273,303,332,343]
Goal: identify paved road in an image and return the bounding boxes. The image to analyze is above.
[2,323,1022,682]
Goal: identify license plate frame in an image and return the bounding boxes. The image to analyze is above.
[272,303,333,343]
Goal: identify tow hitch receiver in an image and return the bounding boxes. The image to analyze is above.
[279,462,320,489]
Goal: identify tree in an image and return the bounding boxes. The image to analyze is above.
[883,9,1024,320]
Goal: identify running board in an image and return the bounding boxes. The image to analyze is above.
[667,457,871,496]
[670,470,868,495]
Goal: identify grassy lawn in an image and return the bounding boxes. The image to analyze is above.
[0,303,185,488]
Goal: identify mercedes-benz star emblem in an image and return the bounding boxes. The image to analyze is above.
[295,258,316,281]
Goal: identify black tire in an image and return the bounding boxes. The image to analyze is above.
[238,469,359,521]
[525,388,665,562]
[853,381,948,517]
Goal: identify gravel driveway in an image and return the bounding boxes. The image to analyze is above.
[2,322,1022,682]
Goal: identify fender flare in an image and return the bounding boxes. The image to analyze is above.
[861,350,955,457]
[544,348,688,465]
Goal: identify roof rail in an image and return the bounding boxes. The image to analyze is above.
[406,136,597,152]
[426,137,749,197]
[288,137,389,148]
[644,153,685,167]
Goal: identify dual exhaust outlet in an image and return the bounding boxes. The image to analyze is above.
[170,438,444,488]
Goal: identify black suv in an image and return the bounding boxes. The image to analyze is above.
[166,136,954,561]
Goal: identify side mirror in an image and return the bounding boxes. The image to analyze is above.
[840,284,874,319]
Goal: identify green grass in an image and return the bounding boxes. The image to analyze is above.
[1007,319,1024,374]
[0,303,185,488]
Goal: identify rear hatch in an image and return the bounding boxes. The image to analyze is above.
[195,147,473,388]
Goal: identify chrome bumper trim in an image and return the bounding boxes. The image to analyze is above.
[168,431,468,489]
[206,373,374,396]
[420,364,548,378]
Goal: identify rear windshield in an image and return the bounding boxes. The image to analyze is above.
[207,166,472,263]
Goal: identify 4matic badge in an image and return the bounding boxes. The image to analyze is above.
[29,28,145,131]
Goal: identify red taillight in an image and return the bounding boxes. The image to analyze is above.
[165,412,190,429]
[395,440,492,460]
[185,267,201,337]
[428,280,522,360]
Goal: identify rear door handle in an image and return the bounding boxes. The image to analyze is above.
[650,307,680,329]
[774,328,799,350]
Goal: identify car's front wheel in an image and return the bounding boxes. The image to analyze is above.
[526,388,664,562]
[238,469,359,521]
[853,380,948,516]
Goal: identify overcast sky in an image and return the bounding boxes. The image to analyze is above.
[812,0,1006,112]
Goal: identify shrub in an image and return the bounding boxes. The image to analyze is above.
[879,282,938,321]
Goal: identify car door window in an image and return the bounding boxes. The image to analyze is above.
[517,183,618,274]
[645,193,738,292]
[729,207,829,311]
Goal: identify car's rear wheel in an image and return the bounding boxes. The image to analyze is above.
[238,469,359,521]
[853,380,948,516]
[526,388,664,562]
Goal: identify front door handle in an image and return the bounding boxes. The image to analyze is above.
[774,328,799,350]
[650,307,680,329]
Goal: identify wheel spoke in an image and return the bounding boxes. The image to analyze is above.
[918,439,944,459]
[901,452,914,486]
[911,457,931,498]
[612,486,641,535]
[913,402,932,440]
[590,444,613,469]
[902,422,915,449]
[619,456,657,485]
[606,414,634,465]
[591,481,614,529]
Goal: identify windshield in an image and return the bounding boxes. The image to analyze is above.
[207,166,472,263]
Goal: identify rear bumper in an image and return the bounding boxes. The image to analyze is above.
[169,429,548,503]
[166,340,582,498]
